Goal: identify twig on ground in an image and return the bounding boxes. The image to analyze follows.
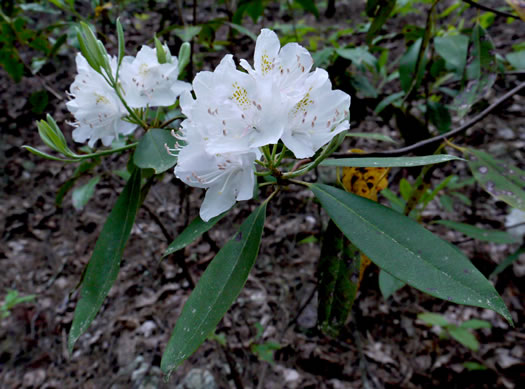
[332,81,525,158]
[462,0,519,19]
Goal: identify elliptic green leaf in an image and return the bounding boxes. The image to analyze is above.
[133,129,178,174]
[434,35,469,75]
[507,51,525,70]
[460,319,491,330]
[399,38,427,92]
[336,46,377,68]
[448,326,479,351]
[490,247,525,279]
[320,155,463,168]
[72,176,101,210]
[163,211,229,258]
[418,312,449,327]
[434,220,519,244]
[68,169,142,352]
[466,148,525,211]
[345,132,397,143]
[161,202,267,374]
[310,184,513,324]
[366,0,396,43]
[295,0,320,18]
[379,269,405,299]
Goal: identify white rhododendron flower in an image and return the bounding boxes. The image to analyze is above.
[173,28,351,220]
[120,45,191,108]
[282,69,351,158]
[180,54,286,154]
[66,53,136,147]
[240,28,350,158]
[174,117,258,221]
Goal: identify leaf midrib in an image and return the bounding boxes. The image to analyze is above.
[315,185,496,307]
[170,205,264,364]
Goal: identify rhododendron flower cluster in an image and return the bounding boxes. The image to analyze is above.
[174,29,351,221]
[67,45,190,147]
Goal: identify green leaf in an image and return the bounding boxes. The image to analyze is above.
[72,176,101,211]
[346,132,397,143]
[434,220,519,244]
[163,212,229,257]
[374,91,404,114]
[56,160,99,207]
[466,148,525,211]
[460,319,491,330]
[507,51,525,70]
[439,194,454,212]
[318,221,361,336]
[251,341,281,364]
[226,22,257,41]
[133,129,178,174]
[452,74,496,119]
[448,326,479,351]
[116,18,125,67]
[399,38,427,92]
[427,100,451,133]
[29,90,48,114]
[320,155,463,168]
[68,169,142,352]
[154,35,167,64]
[161,202,267,373]
[379,269,405,299]
[418,312,449,327]
[177,42,191,74]
[434,35,469,75]
[294,0,320,18]
[310,184,513,324]
[490,247,525,279]
[366,0,396,43]
[350,74,378,98]
[463,361,487,371]
[21,145,78,162]
[173,26,202,42]
[336,46,377,68]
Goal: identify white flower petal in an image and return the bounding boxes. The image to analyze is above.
[254,29,280,76]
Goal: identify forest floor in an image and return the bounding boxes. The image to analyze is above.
[1,1,524,388]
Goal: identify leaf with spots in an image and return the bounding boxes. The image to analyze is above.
[161,202,267,374]
[466,148,525,211]
[310,183,513,325]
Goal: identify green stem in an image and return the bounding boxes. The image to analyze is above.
[260,145,272,165]
[72,142,138,159]
[275,144,288,166]
[283,136,341,179]
[112,83,148,129]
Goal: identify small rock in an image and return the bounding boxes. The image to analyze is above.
[176,368,218,389]
[23,368,46,388]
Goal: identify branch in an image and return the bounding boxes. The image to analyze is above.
[333,81,525,158]
[462,0,519,19]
